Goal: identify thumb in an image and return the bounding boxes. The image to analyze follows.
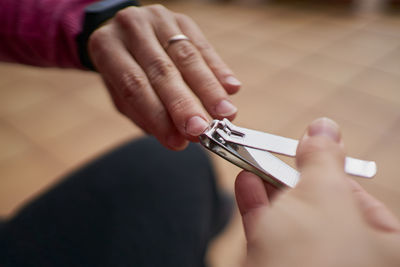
[295,118,350,199]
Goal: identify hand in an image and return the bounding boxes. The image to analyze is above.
[235,118,400,267]
[88,4,241,150]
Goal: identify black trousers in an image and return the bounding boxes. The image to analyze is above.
[0,137,231,267]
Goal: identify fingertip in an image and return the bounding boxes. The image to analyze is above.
[167,133,189,151]
[215,99,238,118]
[297,117,343,167]
[223,76,241,94]
[235,171,269,217]
[185,116,209,137]
[307,117,341,142]
[215,108,237,122]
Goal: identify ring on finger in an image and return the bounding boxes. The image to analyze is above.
[164,34,191,50]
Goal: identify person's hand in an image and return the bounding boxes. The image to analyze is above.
[235,118,400,267]
[87,4,241,150]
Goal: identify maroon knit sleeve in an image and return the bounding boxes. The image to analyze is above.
[0,0,97,68]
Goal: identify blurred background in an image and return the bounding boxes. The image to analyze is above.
[0,0,399,266]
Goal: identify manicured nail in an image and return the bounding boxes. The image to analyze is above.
[215,100,238,117]
[225,76,242,87]
[308,117,340,142]
[186,116,209,136]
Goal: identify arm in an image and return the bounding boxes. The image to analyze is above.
[0,0,96,68]
[0,0,241,150]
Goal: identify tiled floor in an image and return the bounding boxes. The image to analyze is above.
[1,0,399,266]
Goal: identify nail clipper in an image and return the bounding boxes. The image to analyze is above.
[199,119,377,188]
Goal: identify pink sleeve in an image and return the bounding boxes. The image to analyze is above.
[0,0,98,69]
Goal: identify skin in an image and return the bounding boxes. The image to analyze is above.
[235,118,400,267]
[88,4,241,150]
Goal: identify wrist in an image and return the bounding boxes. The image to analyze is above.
[76,0,140,70]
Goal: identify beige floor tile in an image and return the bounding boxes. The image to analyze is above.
[0,78,57,116]
[231,89,309,133]
[372,47,400,76]
[43,115,140,167]
[4,93,100,143]
[298,19,360,40]
[366,133,400,193]
[317,9,374,28]
[343,28,400,51]
[246,41,309,68]
[248,15,313,38]
[234,17,299,41]
[226,56,282,87]
[72,82,116,114]
[366,15,400,37]
[316,42,393,67]
[314,87,400,135]
[347,68,400,105]
[0,64,98,92]
[0,121,32,161]
[259,69,338,107]
[32,68,100,92]
[0,63,31,87]
[291,54,366,84]
[316,29,400,66]
[277,27,345,52]
[208,29,266,57]
[359,121,400,217]
[0,148,65,216]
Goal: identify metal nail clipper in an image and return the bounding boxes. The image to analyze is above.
[199,119,377,189]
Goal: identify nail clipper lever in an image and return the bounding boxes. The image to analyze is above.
[199,119,377,188]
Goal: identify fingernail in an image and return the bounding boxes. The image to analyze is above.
[308,117,340,142]
[225,76,242,87]
[215,100,238,117]
[186,116,209,136]
[167,133,187,150]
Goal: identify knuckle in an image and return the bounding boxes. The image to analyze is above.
[201,78,221,93]
[195,40,213,53]
[115,6,142,27]
[174,12,191,23]
[88,27,109,52]
[169,97,193,117]
[298,136,344,166]
[147,4,168,14]
[174,42,199,67]
[146,58,177,85]
[118,70,148,101]
[152,107,169,126]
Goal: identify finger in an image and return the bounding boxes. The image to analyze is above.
[349,179,400,233]
[89,25,188,150]
[103,78,151,134]
[295,118,352,201]
[235,171,270,217]
[175,13,241,95]
[263,181,280,201]
[146,6,238,120]
[115,6,210,139]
